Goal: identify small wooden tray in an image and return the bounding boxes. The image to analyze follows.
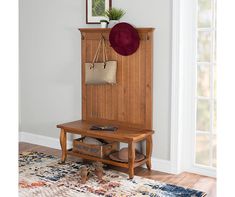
[73,137,119,158]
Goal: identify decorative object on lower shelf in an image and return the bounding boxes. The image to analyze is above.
[109,147,145,163]
[83,137,104,145]
[93,162,104,180]
[73,137,119,158]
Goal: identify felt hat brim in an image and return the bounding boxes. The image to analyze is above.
[109,151,145,163]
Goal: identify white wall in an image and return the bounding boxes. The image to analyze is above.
[19,0,172,160]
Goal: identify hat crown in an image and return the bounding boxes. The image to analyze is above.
[116,31,132,45]
[118,148,129,160]
[109,148,145,162]
[109,22,140,56]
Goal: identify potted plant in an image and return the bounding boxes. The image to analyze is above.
[105,8,125,27]
[100,19,109,28]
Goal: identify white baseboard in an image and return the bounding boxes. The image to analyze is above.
[187,166,216,178]
[19,131,172,174]
[19,131,73,150]
[150,158,172,174]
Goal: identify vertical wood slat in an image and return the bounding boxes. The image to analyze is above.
[136,44,140,124]
[80,28,154,130]
[106,43,113,119]
[81,33,87,120]
[134,49,140,124]
[140,41,147,125]
[129,53,134,123]
[112,50,118,120]
[86,40,92,118]
[123,55,129,122]
[145,33,153,129]
[117,54,124,121]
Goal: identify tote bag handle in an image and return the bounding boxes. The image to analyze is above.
[90,36,108,68]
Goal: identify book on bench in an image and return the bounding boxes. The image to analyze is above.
[90,125,118,131]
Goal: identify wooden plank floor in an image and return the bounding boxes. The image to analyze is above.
[19,142,216,197]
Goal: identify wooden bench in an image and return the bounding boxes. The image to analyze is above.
[57,120,154,179]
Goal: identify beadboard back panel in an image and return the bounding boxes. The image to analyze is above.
[79,28,154,130]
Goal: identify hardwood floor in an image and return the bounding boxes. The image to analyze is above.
[19,142,216,196]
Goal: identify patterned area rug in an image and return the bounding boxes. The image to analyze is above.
[19,152,206,197]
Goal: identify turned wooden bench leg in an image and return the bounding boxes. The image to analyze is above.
[146,135,153,170]
[128,141,135,179]
[60,129,67,163]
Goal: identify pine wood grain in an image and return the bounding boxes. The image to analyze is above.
[146,135,153,170]
[59,129,67,162]
[80,28,154,130]
[57,120,153,142]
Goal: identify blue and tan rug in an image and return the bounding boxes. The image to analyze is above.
[19,152,206,197]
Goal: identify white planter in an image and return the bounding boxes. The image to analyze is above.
[108,20,119,28]
[100,22,108,28]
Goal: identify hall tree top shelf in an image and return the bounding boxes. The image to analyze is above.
[78,28,155,32]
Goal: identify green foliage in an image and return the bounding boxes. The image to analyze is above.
[105,8,125,20]
[92,0,105,16]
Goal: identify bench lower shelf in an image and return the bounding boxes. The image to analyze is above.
[67,149,148,169]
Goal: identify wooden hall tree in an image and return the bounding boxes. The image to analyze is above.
[57,28,155,178]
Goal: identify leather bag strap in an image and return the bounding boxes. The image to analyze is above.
[102,37,108,68]
[91,36,108,69]
[91,38,103,68]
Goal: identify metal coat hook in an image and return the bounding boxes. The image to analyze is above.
[81,33,85,40]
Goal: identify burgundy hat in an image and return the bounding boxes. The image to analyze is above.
[109,23,140,56]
